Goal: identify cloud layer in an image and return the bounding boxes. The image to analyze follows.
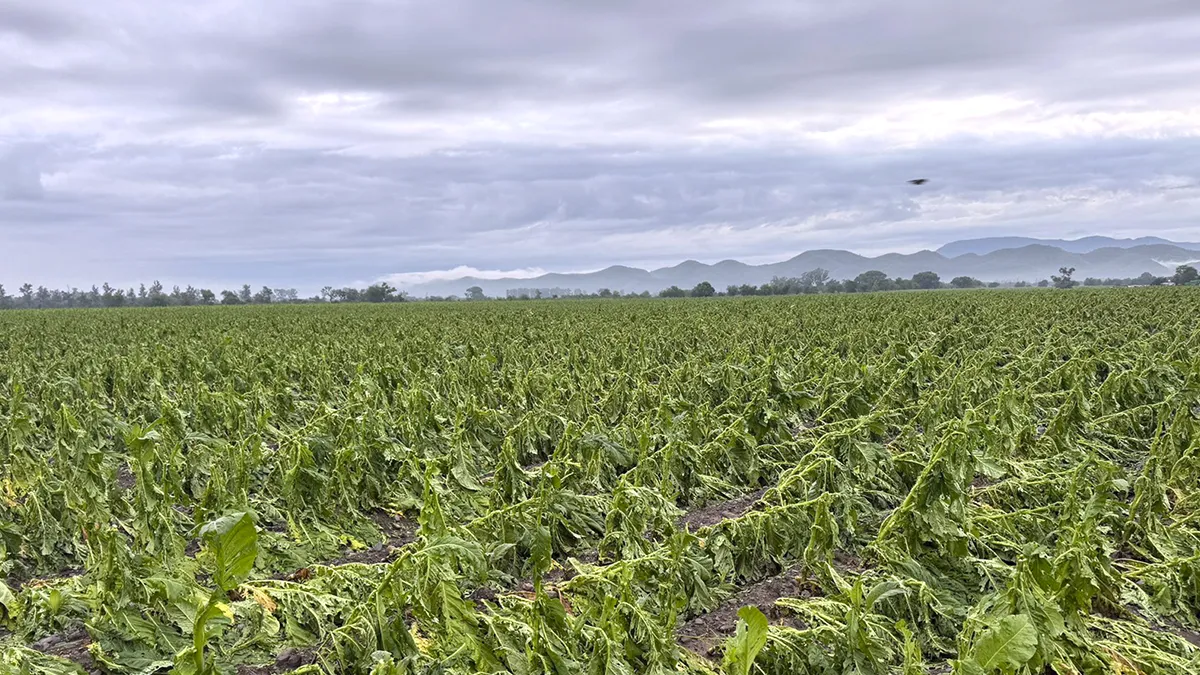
[2,0,1199,291]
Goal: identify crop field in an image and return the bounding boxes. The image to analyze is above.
[1,290,1198,675]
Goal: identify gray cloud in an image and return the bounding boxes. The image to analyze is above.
[0,145,45,200]
[1,0,1199,291]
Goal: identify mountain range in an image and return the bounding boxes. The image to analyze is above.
[936,235,1200,257]
[404,236,1200,297]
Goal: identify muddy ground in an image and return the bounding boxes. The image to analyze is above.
[676,563,810,659]
[30,625,100,675]
[677,488,767,531]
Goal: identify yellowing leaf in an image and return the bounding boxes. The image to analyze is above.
[247,586,278,613]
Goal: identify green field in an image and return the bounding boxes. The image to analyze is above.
[1,291,1198,674]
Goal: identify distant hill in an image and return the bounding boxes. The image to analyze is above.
[405,244,1200,297]
[937,236,1200,257]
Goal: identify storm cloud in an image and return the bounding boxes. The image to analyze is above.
[2,0,1199,291]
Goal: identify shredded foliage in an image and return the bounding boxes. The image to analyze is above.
[1,290,1199,673]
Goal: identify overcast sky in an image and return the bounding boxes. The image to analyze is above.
[3,0,1200,292]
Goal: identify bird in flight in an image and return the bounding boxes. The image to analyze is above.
[908,178,928,185]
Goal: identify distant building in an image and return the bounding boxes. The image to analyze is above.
[506,287,584,299]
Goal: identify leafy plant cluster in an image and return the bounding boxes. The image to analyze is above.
[1,289,1198,674]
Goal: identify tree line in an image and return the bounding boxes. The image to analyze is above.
[500,265,1199,300]
[0,281,411,310]
[3,265,1195,310]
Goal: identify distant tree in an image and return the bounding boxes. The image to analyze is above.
[598,288,613,298]
[364,282,397,303]
[253,286,274,304]
[19,283,33,305]
[1014,281,1029,288]
[238,284,253,304]
[1036,279,1050,287]
[465,286,486,301]
[691,281,716,297]
[0,284,7,309]
[1149,276,1169,286]
[761,276,789,295]
[911,271,941,290]
[1083,277,1102,287]
[1051,266,1077,289]
[144,281,167,306]
[725,285,740,296]
[101,283,124,307]
[1173,265,1198,286]
[275,288,300,302]
[950,276,983,289]
[220,290,241,305]
[800,268,830,290]
[825,279,845,293]
[659,285,687,298]
[738,284,759,296]
[854,270,890,293]
[987,282,1001,288]
[200,289,216,305]
[182,285,201,305]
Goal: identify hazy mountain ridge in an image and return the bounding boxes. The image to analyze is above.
[407,242,1200,297]
[937,236,1200,257]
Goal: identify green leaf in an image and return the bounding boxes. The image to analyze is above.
[199,512,259,592]
[864,580,906,609]
[971,614,1037,673]
[0,580,17,622]
[722,606,769,675]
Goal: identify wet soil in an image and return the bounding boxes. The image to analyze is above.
[677,489,767,531]
[116,463,136,491]
[236,647,317,674]
[6,567,84,593]
[30,625,100,675]
[279,510,418,580]
[323,510,419,566]
[676,563,812,659]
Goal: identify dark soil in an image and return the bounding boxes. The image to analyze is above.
[677,489,767,531]
[6,567,84,593]
[832,550,871,575]
[116,463,136,491]
[321,510,418,567]
[1121,603,1200,648]
[275,510,419,581]
[499,549,601,597]
[971,475,995,490]
[547,549,601,583]
[676,564,810,659]
[469,585,499,610]
[236,647,317,674]
[1163,622,1200,648]
[30,625,100,675]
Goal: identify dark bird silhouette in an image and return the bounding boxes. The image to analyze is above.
[908,178,928,185]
